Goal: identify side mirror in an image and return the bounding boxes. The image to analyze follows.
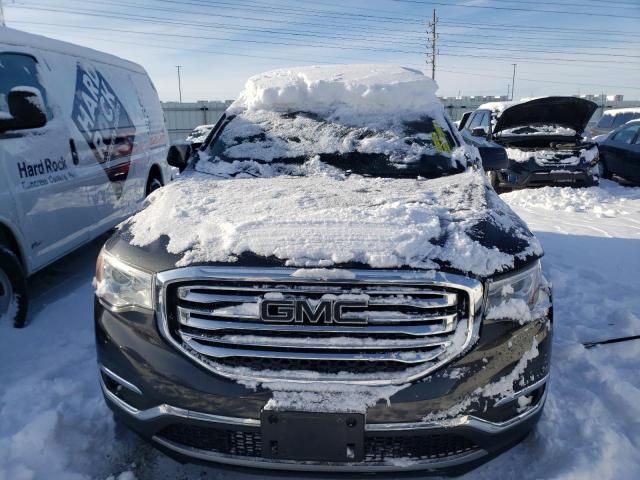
[0,87,47,132]
[478,146,509,171]
[471,127,489,138]
[167,143,192,172]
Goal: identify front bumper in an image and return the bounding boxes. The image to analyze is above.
[497,165,597,189]
[95,299,552,473]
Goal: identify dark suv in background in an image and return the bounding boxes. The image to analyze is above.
[94,65,552,474]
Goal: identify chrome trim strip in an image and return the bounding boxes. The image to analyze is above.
[180,331,454,351]
[151,436,487,473]
[179,287,458,309]
[181,335,448,363]
[178,308,456,336]
[100,365,143,395]
[100,376,260,426]
[493,374,549,407]
[101,373,545,435]
[156,266,484,386]
[369,383,548,433]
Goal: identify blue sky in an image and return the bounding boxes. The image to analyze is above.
[4,0,640,102]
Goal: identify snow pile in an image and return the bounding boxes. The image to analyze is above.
[502,179,640,215]
[499,125,576,137]
[232,64,440,117]
[125,169,540,276]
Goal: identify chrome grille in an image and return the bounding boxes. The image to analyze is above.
[156,268,483,385]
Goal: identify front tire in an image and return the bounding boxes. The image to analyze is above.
[145,172,163,196]
[487,171,502,192]
[0,246,28,328]
[598,162,612,180]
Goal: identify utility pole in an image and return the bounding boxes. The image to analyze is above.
[0,0,6,27]
[511,63,517,101]
[426,9,439,81]
[176,65,183,103]
[507,84,510,100]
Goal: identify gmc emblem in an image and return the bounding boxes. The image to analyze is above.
[259,299,368,325]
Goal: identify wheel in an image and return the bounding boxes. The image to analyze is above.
[0,246,28,328]
[487,171,501,192]
[145,172,163,196]
[598,162,612,180]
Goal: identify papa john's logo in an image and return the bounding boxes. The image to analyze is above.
[259,299,368,325]
[71,63,136,198]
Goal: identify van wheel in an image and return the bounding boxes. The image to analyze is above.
[145,173,163,196]
[0,246,28,328]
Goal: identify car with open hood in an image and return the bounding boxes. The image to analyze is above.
[462,96,599,191]
[94,65,552,474]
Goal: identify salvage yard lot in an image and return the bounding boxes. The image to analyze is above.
[1,180,639,480]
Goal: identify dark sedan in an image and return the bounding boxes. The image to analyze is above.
[598,120,640,184]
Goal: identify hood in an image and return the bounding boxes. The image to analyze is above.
[493,97,597,135]
[118,170,542,278]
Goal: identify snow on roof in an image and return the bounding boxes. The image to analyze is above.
[602,107,640,116]
[229,64,440,116]
[200,64,464,170]
[0,27,146,74]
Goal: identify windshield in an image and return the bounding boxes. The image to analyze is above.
[195,111,467,179]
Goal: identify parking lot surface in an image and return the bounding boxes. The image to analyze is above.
[1,180,639,480]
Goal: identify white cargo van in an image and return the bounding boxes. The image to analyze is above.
[0,28,171,327]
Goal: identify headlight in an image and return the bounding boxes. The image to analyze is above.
[95,249,153,310]
[486,261,542,321]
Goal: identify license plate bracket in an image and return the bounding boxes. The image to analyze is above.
[260,410,365,462]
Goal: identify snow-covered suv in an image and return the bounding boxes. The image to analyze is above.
[94,65,552,473]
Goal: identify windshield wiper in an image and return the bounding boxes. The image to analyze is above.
[583,334,640,349]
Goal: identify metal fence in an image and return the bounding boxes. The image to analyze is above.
[162,97,640,143]
[162,100,233,143]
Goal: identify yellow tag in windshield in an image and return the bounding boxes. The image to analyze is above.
[432,122,452,153]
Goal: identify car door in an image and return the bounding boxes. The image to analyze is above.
[0,51,94,270]
[602,123,640,180]
[626,129,640,183]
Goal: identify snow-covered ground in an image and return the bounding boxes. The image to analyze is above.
[1,179,639,480]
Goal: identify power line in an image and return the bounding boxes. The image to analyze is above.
[456,0,640,9]
[436,67,639,91]
[383,0,640,20]
[10,20,425,56]
[13,15,640,71]
[440,20,640,39]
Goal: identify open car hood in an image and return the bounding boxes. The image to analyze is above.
[493,97,597,135]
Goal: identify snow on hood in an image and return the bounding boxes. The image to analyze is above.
[230,64,440,118]
[123,169,541,277]
[491,97,597,135]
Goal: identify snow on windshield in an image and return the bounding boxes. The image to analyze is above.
[195,65,471,176]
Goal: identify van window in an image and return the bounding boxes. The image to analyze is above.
[596,114,614,129]
[0,53,51,122]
